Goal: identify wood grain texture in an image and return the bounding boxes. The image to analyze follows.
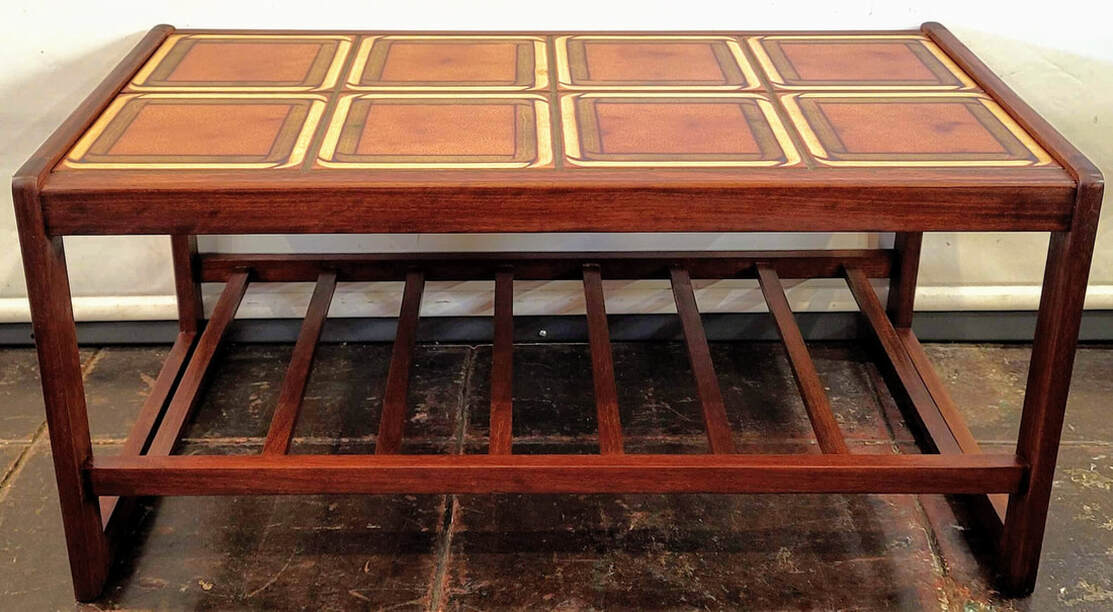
[886,232,922,328]
[756,264,848,454]
[375,270,424,455]
[583,265,624,454]
[12,181,110,601]
[171,235,203,333]
[845,266,960,455]
[146,271,249,456]
[101,331,197,533]
[263,271,337,455]
[200,249,895,282]
[90,453,1026,496]
[670,267,736,453]
[488,269,514,454]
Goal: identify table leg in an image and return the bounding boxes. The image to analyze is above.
[1000,179,1102,594]
[13,181,109,601]
[171,235,203,334]
[887,232,922,328]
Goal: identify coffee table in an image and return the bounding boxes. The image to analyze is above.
[14,23,1101,601]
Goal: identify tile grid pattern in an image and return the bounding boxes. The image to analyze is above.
[56,32,1056,171]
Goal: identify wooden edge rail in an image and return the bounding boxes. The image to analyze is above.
[844,267,961,454]
[897,328,1009,522]
[489,268,515,454]
[100,331,196,528]
[262,271,338,455]
[846,265,1007,527]
[756,264,849,454]
[200,249,895,282]
[146,271,249,456]
[375,269,425,455]
[670,267,736,454]
[583,265,624,454]
[88,453,1026,496]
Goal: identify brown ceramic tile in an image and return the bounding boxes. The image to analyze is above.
[0,441,91,609]
[782,93,1054,167]
[0,348,95,443]
[556,35,760,90]
[466,342,890,452]
[95,443,446,609]
[922,344,1113,445]
[0,349,46,442]
[562,93,799,167]
[349,35,548,90]
[130,34,353,91]
[84,345,171,441]
[0,444,24,483]
[747,35,976,90]
[442,440,941,610]
[919,444,1113,610]
[60,94,328,170]
[181,343,468,453]
[318,94,553,168]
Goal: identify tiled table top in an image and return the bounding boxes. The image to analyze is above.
[56,32,1055,172]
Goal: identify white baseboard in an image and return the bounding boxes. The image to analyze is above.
[2,283,1112,323]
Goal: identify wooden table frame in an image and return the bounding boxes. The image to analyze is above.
[13,23,1103,601]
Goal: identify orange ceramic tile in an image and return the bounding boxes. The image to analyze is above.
[748,35,976,90]
[781,93,1053,166]
[348,36,548,91]
[61,93,327,169]
[556,36,761,90]
[129,34,352,91]
[561,93,798,167]
[318,94,552,168]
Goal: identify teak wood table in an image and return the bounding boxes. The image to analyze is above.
[14,23,1102,601]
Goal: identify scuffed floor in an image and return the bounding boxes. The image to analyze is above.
[0,341,1110,610]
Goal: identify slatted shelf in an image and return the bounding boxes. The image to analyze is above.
[263,271,337,455]
[375,269,425,455]
[756,264,849,454]
[106,251,1022,508]
[489,268,515,455]
[670,266,736,454]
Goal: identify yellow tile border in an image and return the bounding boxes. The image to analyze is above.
[747,35,978,91]
[317,93,552,169]
[560,92,800,168]
[779,92,1054,167]
[129,34,353,92]
[345,35,549,91]
[554,35,762,91]
[62,93,328,170]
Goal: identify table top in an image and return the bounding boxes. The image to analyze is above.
[17,24,1099,236]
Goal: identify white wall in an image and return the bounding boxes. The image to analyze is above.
[3,1,1111,322]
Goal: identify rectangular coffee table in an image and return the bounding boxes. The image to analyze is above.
[14,23,1101,601]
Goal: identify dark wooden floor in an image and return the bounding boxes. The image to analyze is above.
[0,341,1111,610]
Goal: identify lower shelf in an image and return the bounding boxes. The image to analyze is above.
[97,250,1014,537]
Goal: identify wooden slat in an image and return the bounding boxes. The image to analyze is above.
[489,269,514,455]
[583,265,624,454]
[756,265,849,454]
[89,452,1026,496]
[897,328,1008,521]
[100,331,197,525]
[200,249,896,283]
[262,271,337,455]
[146,271,249,456]
[844,266,961,454]
[375,270,424,455]
[669,267,736,454]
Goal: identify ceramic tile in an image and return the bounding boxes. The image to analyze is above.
[129,34,353,91]
[748,34,977,90]
[782,93,1054,166]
